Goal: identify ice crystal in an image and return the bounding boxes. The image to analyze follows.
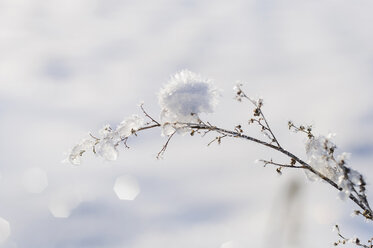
[305,135,363,198]
[305,135,339,182]
[95,139,118,161]
[68,138,96,165]
[67,115,145,165]
[116,115,144,138]
[158,70,219,135]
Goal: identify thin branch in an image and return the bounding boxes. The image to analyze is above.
[257,109,281,147]
[259,159,306,169]
[207,134,227,146]
[137,123,161,131]
[140,103,161,125]
[288,121,314,139]
[239,91,281,147]
[334,224,371,248]
[157,131,176,159]
[89,133,100,140]
[182,121,373,219]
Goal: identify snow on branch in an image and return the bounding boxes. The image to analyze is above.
[67,70,372,246]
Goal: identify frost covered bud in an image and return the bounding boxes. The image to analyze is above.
[158,70,219,135]
[233,83,244,101]
[68,138,96,165]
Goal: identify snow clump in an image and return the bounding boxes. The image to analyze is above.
[67,115,144,165]
[305,134,363,199]
[158,70,219,135]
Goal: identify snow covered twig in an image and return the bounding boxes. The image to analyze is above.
[67,70,373,245]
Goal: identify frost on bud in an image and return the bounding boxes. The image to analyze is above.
[352,210,361,217]
[68,138,96,165]
[67,115,145,165]
[336,152,350,167]
[233,82,244,101]
[95,140,118,161]
[116,115,144,138]
[158,70,220,136]
[337,177,352,201]
[304,135,340,182]
[349,237,360,244]
[304,134,365,201]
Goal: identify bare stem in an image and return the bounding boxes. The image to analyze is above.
[183,122,373,220]
[334,224,372,248]
[240,92,281,147]
[141,103,161,125]
[260,159,306,169]
[157,131,176,159]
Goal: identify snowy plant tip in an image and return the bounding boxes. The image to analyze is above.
[67,70,221,164]
[305,134,365,200]
[158,70,220,136]
[67,115,145,165]
[158,70,220,120]
[233,82,263,107]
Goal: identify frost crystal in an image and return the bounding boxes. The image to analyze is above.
[158,70,219,135]
[67,115,145,165]
[95,139,118,161]
[305,135,339,182]
[116,115,144,138]
[68,138,96,165]
[305,135,363,198]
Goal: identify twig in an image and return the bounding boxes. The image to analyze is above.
[333,224,372,248]
[259,159,306,169]
[157,131,176,159]
[140,103,161,125]
[183,121,373,220]
[207,134,227,146]
[239,91,281,147]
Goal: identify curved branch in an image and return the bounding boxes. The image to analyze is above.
[184,122,373,220]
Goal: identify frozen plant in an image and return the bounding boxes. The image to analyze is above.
[68,70,372,246]
[333,224,373,248]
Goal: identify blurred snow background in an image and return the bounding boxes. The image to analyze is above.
[1,0,373,247]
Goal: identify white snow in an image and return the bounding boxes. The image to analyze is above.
[305,135,363,198]
[158,70,219,135]
[68,138,96,165]
[67,115,145,164]
[117,115,145,138]
[95,139,119,161]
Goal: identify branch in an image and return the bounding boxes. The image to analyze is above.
[140,103,161,125]
[333,224,373,248]
[183,121,373,220]
[156,131,176,159]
